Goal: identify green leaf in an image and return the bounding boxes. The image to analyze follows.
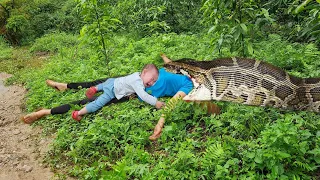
[164,126,173,132]
[283,137,290,144]
[246,152,255,159]
[208,26,216,33]
[247,42,253,55]
[261,8,274,23]
[294,0,312,14]
[234,28,241,42]
[218,35,224,47]
[240,23,248,34]
[277,151,291,159]
[254,155,263,164]
[110,18,122,24]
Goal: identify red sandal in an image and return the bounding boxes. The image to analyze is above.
[86,87,97,99]
[72,111,82,122]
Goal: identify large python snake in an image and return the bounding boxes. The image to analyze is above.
[164,57,320,113]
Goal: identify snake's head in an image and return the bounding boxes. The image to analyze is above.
[164,61,204,85]
[164,61,196,77]
[163,63,182,74]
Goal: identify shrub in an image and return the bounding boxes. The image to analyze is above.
[30,32,79,53]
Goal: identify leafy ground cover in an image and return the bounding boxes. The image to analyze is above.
[0,37,13,60]
[0,46,45,85]
[16,32,320,179]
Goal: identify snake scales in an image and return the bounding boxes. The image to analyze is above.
[164,57,320,113]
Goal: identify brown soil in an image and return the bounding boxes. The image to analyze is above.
[0,72,54,180]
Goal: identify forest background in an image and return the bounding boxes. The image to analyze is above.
[0,0,320,179]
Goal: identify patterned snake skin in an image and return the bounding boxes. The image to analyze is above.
[164,57,320,112]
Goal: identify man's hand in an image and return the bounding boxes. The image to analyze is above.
[149,122,164,141]
[155,101,165,109]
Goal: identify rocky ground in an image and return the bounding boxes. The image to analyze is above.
[0,72,54,180]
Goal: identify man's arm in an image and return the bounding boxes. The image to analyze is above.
[148,53,184,140]
[149,91,186,141]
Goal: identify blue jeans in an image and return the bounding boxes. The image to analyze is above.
[85,78,115,113]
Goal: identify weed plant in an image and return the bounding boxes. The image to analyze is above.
[20,32,320,179]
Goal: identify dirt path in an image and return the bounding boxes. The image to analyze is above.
[0,72,54,180]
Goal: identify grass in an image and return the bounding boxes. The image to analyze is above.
[0,47,47,85]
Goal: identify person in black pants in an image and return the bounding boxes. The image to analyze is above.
[21,78,132,124]
[22,54,175,124]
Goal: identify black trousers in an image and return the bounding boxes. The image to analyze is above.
[50,78,130,115]
[66,78,107,89]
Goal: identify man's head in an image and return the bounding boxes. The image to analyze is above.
[140,64,159,87]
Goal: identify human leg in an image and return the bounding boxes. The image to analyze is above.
[21,109,51,124]
[67,78,108,89]
[72,78,116,121]
[46,78,108,91]
[72,94,114,121]
[21,97,97,124]
[46,80,68,91]
[50,97,97,115]
[23,82,129,124]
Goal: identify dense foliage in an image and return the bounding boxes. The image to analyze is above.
[0,0,81,45]
[1,0,319,47]
[1,0,319,179]
[13,32,318,179]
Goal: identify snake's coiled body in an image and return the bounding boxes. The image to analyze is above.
[164,57,320,113]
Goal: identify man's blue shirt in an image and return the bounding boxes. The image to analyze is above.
[145,68,193,98]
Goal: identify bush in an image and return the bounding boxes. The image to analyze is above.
[30,32,79,53]
[0,0,82,45]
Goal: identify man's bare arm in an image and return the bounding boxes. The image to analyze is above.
[149,91,186,141]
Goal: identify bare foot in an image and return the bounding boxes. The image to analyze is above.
[46,80,67,91]
[161,53,172,64]
[21,109,51,124]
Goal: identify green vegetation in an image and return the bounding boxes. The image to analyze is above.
[30,32,79,53]
[0,0,319,179]
[16,33,319,179]
[0,36,12,60]
[0,0,81,45]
